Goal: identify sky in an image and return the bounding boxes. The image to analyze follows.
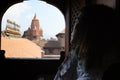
[1,0,65,39]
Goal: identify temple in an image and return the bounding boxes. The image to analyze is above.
[23,14,43,40]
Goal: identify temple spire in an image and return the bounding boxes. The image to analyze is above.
[33,13,37,20]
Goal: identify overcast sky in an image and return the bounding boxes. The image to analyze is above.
[1,0,65,39]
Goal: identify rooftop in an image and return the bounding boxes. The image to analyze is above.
[1,34,43,58]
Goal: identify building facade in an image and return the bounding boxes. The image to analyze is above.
[4,19,21,38]
[56,29,65,51]
[43,40,61,55]
[43,29,65,55]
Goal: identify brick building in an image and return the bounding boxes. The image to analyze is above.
[23,14,43,40]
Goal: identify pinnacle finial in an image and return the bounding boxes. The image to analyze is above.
[33,13,37,19]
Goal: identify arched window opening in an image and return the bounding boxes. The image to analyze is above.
[1,0,66,59]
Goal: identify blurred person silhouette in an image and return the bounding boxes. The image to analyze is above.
[54,4,119,80]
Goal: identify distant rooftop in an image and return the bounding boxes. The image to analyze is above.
[1,34,42,58]
[44,40,61,48]
[59,29,65,34]
[56,28,65,37]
